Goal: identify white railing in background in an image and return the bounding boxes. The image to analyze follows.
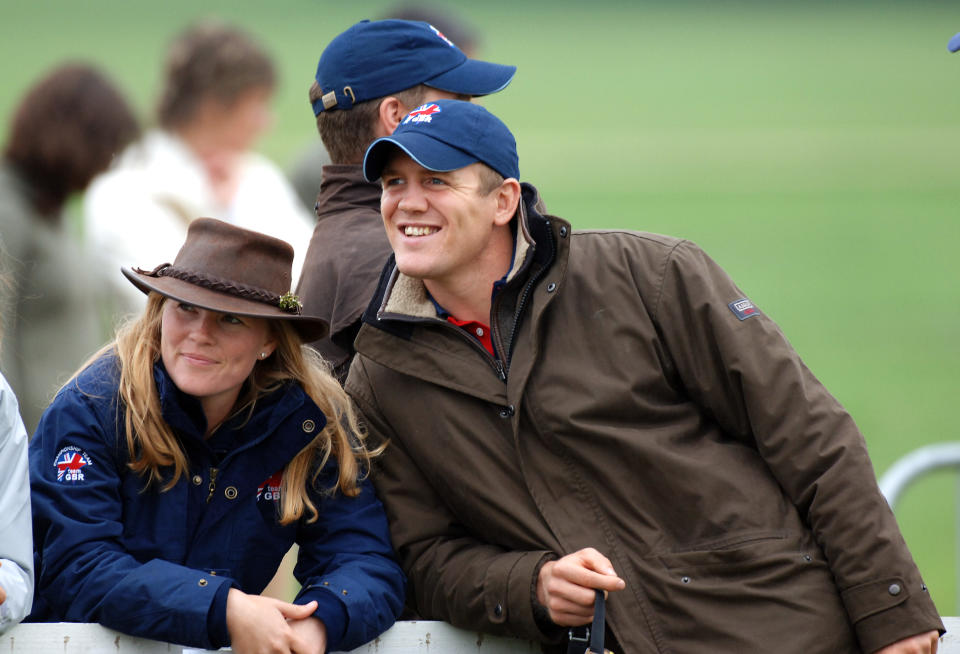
[3,620,958,652]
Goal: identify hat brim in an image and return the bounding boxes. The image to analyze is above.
[364,134,478,182]
[122,267,329,342]
[424,59,516,97]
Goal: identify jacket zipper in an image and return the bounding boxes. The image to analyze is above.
[206,467,219,503]
[503,220,556,369]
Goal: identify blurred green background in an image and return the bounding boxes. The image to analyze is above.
[2,0,958,615]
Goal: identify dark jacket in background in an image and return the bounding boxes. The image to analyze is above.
[296,165,392,382]
[346,184,943,653]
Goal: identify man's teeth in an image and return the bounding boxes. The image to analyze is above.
[404,226,438,237]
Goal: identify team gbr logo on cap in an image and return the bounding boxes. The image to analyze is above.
[55,446,93,483]
[403,103,442,125]
[428,24,455,47]
[728,297,759,321]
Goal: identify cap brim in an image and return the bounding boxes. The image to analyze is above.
[121,267,328,342]
[424,59,516,97]
[364,133,478,182]
[950,32,960,53]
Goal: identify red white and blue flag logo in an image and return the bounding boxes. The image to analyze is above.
[403,103,441,125]
[257,470,283,502]
[55,446,93,483]
[429,24,455,47]
[728,297,759,321]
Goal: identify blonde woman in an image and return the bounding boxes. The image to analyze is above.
[28,219,403,654]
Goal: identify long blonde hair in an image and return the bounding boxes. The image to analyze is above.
[105,293,369,525]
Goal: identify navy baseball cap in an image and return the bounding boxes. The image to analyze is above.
[363,99,519,182]
[312,19,516,115]
[949,32,960,53]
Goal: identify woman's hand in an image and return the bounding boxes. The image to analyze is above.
[226,588,326,654]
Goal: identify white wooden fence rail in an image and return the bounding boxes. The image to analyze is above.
[3,619,959,653]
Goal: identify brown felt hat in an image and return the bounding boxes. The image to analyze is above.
[122,218,327,342]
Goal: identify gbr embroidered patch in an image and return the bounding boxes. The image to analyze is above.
[55,446,93,483]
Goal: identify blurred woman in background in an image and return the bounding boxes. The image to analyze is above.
[85,20,314,305]
[0,63,140,431]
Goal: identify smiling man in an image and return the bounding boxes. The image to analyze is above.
[346,99,943,654]
[295,19,516,382]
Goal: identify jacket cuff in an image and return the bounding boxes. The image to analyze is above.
[484,550,557,641]
[841,577,944,653]
[207,581,233,649]
[296,587,348,652]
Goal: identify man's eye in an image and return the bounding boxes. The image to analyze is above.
[383,177,403,187]
[427,177,446,185]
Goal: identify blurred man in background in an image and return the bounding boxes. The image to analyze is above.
[295,17,515,382]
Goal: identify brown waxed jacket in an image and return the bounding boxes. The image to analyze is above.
[346,184,943,653]
[296,165,392,381]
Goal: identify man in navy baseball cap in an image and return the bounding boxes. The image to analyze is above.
[296,18,517,382]
[345,98,944,653]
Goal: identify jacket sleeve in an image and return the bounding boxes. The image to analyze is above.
[0,374,33,634]
[650,239,943,652]
[29,384,233,649]
[346,358,557,642]
[291,463,406,653]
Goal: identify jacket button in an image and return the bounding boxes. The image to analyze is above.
[192,475,203,486]
[499,405,514,419]
[681,576,691,584]
[888,583,902,596]
[302,419,316,433]
[559,226,568,238]
[546,282,557,292]
[802,554,812,562]
[922,584,928,592]
[494,603,503,617]
[198,578,208,587]
[341,589,348,596]
[224,486,238,500]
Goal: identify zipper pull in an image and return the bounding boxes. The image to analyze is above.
[495,359,507,382]
[206,467,219,503]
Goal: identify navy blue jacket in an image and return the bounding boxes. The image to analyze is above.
[29,353,404,650]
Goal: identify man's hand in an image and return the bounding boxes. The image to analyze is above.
[0,561,5,605]
[536,548,625,626]
[873,630,940,654]
[226,588,324,654]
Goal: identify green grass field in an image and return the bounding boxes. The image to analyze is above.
[2,0,959,615]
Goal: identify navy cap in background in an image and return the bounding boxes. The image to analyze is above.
[363,99,519,182]
[949,32,960,53]
[312,19,516,115]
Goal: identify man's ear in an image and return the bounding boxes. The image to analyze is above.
[493,179,522,226]
[376,97,409,137]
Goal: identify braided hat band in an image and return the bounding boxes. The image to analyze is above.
[138,264,303,315]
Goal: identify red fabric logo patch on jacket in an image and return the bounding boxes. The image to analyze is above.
[55,446,93,483]
[257,470,283,502]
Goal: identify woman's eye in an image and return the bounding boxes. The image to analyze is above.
[222,314,244,326]
[178,303,196,312]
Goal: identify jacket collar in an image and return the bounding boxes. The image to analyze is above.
[316,164,381,222]
[154,361,311,455]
